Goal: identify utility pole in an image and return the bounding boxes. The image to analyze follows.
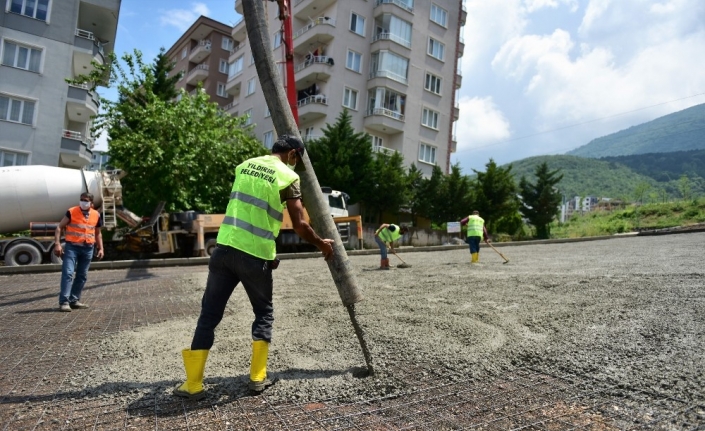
[241,0,374,375]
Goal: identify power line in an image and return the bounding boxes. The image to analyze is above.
[454,92,705,154]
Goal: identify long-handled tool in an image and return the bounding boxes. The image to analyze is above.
[486,242,510,264]
[391,250,412,268]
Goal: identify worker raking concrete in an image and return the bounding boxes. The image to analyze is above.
[174,135,334,400]
[460,211,490,264]
[374,223,409,269]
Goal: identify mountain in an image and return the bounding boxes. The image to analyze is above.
[506,155,660,199]
[566,103,705,158]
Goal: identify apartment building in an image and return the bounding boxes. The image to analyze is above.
[0,0,121,168]
[165,16,235,109]
[228,0,466,175]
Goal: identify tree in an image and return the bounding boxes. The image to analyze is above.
[93,50,266,214]
[151,47,181,101]
[306,109,374,205]
[403,163,424,225]
[363,151,407,222]
[472,159,520,233]
[519,162,564,239]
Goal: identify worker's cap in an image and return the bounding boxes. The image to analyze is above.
[272,134,305,157]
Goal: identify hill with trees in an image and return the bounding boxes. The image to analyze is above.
[566,103,705,158]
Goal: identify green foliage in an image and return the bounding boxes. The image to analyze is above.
[519,162,563,239]
[472,159,520,233]
[93,50,266,214]
[306,109,374,205]
[551,198,705,238]
[151,47,181,101]
[506,154,663,200]
[403,163,424,223]
[363,151,407,222]
[567,103,705,157]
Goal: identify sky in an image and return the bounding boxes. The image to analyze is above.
[99,0,705,173]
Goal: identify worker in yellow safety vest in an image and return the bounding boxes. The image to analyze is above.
[460,211,490,263]
[374,223,409,269]
[174,135,334,400]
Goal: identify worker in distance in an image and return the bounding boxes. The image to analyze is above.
[174,135,334,399]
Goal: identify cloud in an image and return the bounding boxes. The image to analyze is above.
[454,96,512,153]
[490,0,705,130]
[524,0,579,13]
[159,2,211,31]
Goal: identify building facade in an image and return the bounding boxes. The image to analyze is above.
[0,0,121,168]
[165,16,235,109]
[228,0,465,175]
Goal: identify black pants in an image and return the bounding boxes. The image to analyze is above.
[191,245,274,350]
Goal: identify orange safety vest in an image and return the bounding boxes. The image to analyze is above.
[65,206,100,245]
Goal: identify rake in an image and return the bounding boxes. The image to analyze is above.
[391,250,412,268]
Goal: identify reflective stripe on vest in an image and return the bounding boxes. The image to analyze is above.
[466,215,484,237]
[379,224,402,243]
[217,155,299,261]
[65,206,100,244]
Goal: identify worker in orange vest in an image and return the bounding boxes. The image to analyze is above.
[54,192,104,312]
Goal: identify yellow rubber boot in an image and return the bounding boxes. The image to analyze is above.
[249,340,276,392]
[471,253,479,263]
[173,349,209,400]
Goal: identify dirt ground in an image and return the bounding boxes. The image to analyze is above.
[70,232,704,413]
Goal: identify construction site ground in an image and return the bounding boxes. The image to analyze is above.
[0,233,703,430]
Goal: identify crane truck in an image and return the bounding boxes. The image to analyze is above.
[0,165,356,266]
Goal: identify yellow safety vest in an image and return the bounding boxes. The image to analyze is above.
[217,155,299,260]
[466,215,484,237]
[379,224,402,243]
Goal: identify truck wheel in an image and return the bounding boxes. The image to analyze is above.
[5,243,43,266]
[50,242,66,265]
[204,238,217,257]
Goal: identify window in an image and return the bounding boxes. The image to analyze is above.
[0,94,35,125]
[181,47,188,59]
[346,49,362,72]
[219,59,228,73]
[243,108,253,125]
[9,0,49,21]
[424,73,442,94]
[421,108,439,129]
[343,87,358,110]
[2,41,42,72]
[350,13,365,36]
[250,54,255,65]
[0,149,29,166]
[265,107,271,117]
[419,144,437,164]
[372,135,383,151]
[263,131,274,149]
[374,14,412,48]
[303,127,315,140]
[273,31,282,48]
[216,82,227,97]
[246,77,256,96]
[370,51,409,84]
[178,69,185,81]
[221,37,234,51]
[427,38,445,61]
[430,4,448,27]
[229,55,244,78]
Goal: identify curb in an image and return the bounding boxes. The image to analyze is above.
[2,230,696,275]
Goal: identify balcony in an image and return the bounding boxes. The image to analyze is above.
[450,136,457,153]
[364,108,405,134]
[457,38,465,58]
[372,145,398,155]
[369,70,408,86]
[223,100,239,114]
[73,28,106,80]
[455,70,462,88]
[186,63,209,85]
[302,134,323,143]
[460,3,467,26]
[60,130,93,168]
[453,105,460,121]
[294,56,333,89]
[296,95,328,123]
[228,43,245,62]
[374,0,414,20]
[293,0,337,20]
[372,32,412,50]
[189,40,211,63]
[292,17,336,54]
[66,84,100,122]
[225,72,243,96]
